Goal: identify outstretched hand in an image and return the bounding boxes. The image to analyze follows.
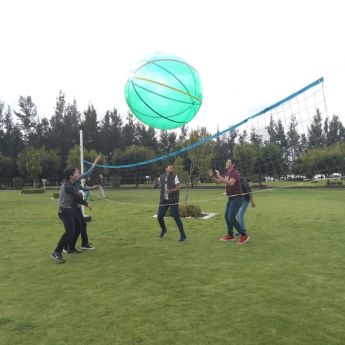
[93,154,102,165]
[208,169,214,177]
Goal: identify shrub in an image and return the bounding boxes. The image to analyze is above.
[21,189,45,194]
[326,179,343,187]
[186,204,202,217]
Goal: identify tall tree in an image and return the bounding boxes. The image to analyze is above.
[0,106,23,159]
[135,122,158,152]
[159,130,170,154]
[266,116,277,144]
[178,125,188,143]
[13,96,38,144]
[49,91,67,151]
[17,146,42,187]
[275,119,288,150]
[287,115,301,163]
[61,99,81,157]
[258,143,287,179]
[99,108,123,156]
[325,115,345,146]
[122,113,137,147]
[250,127,262,147]
[233,143,258,178]
[185,127,214,183]
[308,108,324,149]
[39,146,61,185]
[238,130,248,144]
[81,104,99,151]
[0,153,14,185]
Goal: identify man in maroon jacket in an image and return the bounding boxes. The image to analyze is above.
[211,159,250,245]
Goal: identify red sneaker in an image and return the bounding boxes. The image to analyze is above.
[220,234,235,241]
[237,235,250,245]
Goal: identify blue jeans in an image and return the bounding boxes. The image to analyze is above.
[224,196,245,236]
[237,199,250,231]
[157,199,186,239]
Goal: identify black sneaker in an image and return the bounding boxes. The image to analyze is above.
[70,248,82,254]
[178,237,187,243]
[81,243,95,250]
[50,251,65,264]
[159,229,167,238]
[63,248,78,254]
[234,232,241,236]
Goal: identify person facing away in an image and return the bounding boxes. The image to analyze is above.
[71,154,101,250]
[84,176,94,201]
[210,159,250,245]
[50,166,92,264]
[96,174,106,199]
[154,163,187,243]
[235,176,256,236]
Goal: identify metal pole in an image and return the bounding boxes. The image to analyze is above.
[80,130,84,175]
[79,130,86,217]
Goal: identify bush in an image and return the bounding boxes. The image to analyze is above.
[166,204,202,218]
[53,192,59,199]
[186,204,202,217]
[12,177,24,189]
[287,177,305,182]
[326,179,343,187]
[21,189,45,194]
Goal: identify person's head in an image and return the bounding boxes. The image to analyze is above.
[63,166,80,182]
[225,159,236,171]
[165,163,174,175]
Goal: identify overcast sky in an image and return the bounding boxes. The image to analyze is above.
[1,0,344,134]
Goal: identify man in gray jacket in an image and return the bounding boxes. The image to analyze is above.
[50,166,91,264]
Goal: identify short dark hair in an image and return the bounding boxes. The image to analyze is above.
[166,163,174,167]
[64,166,76,179]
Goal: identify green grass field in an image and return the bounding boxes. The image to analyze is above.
[1,188,345,345]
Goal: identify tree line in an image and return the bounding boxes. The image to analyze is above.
[0,92,345,187]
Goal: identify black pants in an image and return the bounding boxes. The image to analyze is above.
[157,199,186,238]
[55,209,82,253]
[75,207,89,246]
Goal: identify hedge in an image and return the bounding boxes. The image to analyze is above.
[21,189,45,194]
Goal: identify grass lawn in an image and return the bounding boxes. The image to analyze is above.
[0,188,344,345]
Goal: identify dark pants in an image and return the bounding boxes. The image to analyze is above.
[75,207,89,246]
[55,209,82,253]
[157,199,186,238]
[224,196,246,236]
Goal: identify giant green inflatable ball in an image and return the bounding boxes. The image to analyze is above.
[124,54,202,130]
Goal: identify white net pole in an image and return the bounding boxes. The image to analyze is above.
[79,130,87,217]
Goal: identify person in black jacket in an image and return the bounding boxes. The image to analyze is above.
[235,176,256,236]
[50,166,91,264]
[154,164,187,243]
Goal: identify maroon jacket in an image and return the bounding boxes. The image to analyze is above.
[224,168,243,198]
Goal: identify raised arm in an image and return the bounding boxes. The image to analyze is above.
[79,154,102,180]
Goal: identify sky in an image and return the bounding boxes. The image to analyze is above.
[1,0,345,134]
